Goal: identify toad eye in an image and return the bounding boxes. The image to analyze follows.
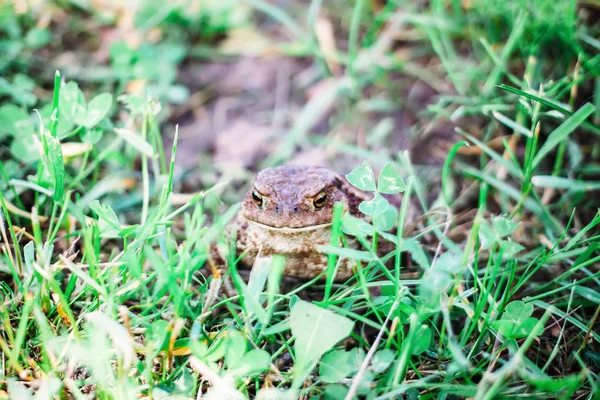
[313,191,327,209]
[252,191,263,207]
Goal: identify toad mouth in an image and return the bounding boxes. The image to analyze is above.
[245,219,333,233]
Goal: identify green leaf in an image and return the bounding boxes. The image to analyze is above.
[412,325,431,354]
[247,256,270,302]
[500,240,525,258]
[529,375,580,398]
[319,348,363,383]
[419,265,452,308]
[0,75,37,106]
[491,301,543,339]
[86,312,136,369]
[573,286,600,305]
[224,330,246,368]
[81,127,104,144]
[492,111,532,137]
[265,254,286,325]
[241,349,271,374]
[228,349,271,378]
[119,94,148,115]
[374,204,397,231]
[435,251,463,274]
[371,349,394,373]
[345,160,377,191]
[290,300,354,375]
[342,214,373,237]
[201,335,228,363]
[11,135,40,163]
[147,320,170,352]
[261,320,290,336]
[110,41,137,68]
[378,162,406,194]
[531,175,600,191]
[320,384,349,400]
[115,128,155,156]
[0,104,31,139]
[56,118,75,139]
[81,93,113,128]
[60,81,86,121]
[503,300,533,321]
[119,94,162,116]
[442,140,472,205]
[24,27,51,49]
[492,215,520,238]
[499,84,600,135]
[533,103,595,169]
[513,317,544,338]
[230,260,268,323]
[584,349,600,367]
[567,140,583,171]
[359,193,389,216]
[355,369,374,395]
[490,320,514,336]
[89,200,122,238]
[478,219,495,250]
[43,131,65,202]
[491,317,543,339]
[479,216,520,250]
[402,238,429,269]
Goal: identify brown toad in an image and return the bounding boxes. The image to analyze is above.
[235,165,367,279]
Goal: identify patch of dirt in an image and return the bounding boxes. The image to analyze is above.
[169,56,306,172]
[170,54,454,181]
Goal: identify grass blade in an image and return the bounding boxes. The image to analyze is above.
[532,103,595,169]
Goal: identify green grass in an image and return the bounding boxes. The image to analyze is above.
[0,0,599,399]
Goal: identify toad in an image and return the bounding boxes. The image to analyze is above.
[235,165,368,280]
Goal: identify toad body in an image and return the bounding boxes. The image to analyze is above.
[236,165,366,279]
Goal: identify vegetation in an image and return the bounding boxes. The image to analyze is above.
[0,0,599,399]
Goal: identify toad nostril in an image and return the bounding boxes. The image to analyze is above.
[275,205,281,214]
[293,206,299,213]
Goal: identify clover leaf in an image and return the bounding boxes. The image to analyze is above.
[378,163,406,194]
[346,161,377,191]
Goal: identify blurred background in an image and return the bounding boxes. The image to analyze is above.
[1,0,599,221]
